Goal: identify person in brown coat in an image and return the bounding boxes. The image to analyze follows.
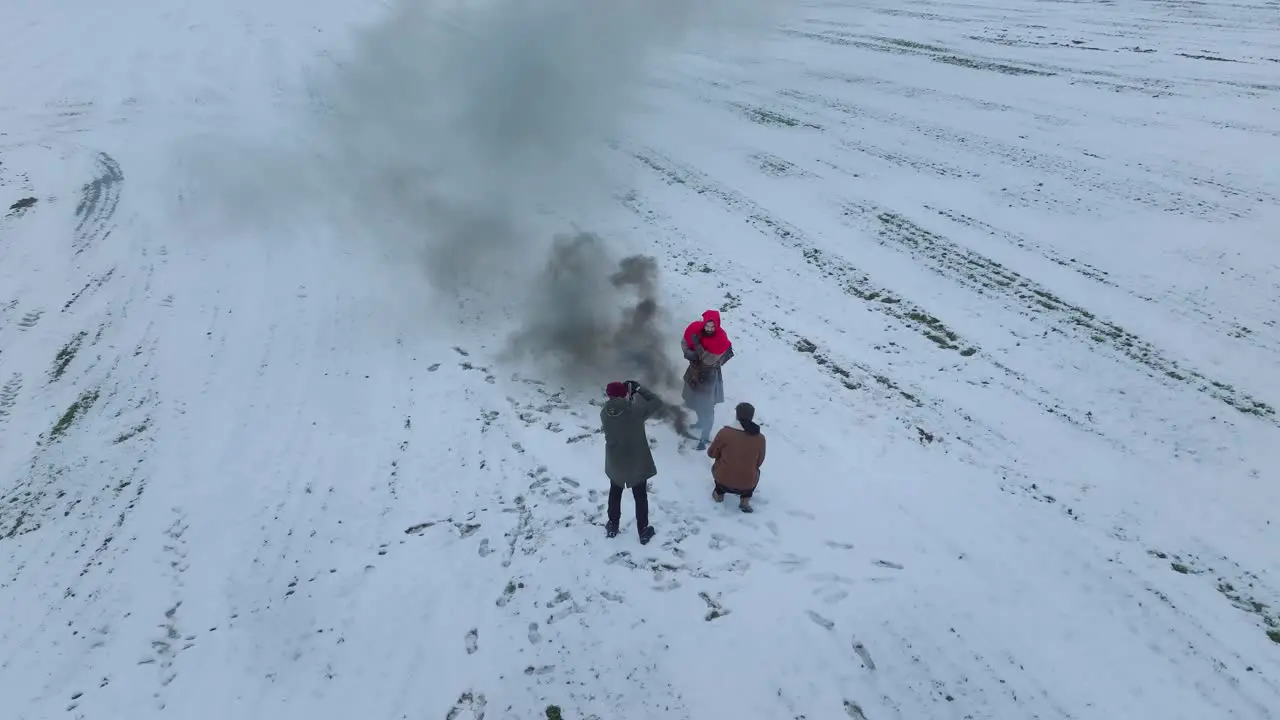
[705,402,766,513]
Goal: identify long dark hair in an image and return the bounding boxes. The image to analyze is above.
[735,402,760,436]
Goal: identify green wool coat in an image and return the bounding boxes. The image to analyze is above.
[601,386,661,488]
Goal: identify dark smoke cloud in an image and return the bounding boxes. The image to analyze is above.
[504,231,692,436]
[168,0,778,434]
[300,0,778,299]
[299,0,774,434]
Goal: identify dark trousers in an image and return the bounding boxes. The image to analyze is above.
[608,481,650,528]
[714,482,753,499]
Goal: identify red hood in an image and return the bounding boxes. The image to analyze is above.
[685,309,731,355]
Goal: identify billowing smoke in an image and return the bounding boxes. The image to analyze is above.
[167,0,778,435]
[296,0,777,301]
[504,231,692,435]
[295,0,774,433]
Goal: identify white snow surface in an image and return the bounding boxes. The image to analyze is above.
[3,0,1280,718]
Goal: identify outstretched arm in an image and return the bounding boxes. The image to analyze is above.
[631,384,662,419]
[720,345,735,364]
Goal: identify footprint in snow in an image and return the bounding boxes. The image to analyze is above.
[809,572,854,584]
[17,309,42,330]
[699,591,731,621]
[464,628,478,655]
[708,532,734,551]
[496,579,522,607]
[444,691,486,720]
[873,559,904,570]
[806,610,835,631]
[776,554,811,573]
[527,622,542,644]
[814,586,850,605]
[844,699,870,720]
[851,638,876,670]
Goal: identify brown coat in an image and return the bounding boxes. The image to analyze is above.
[706,425,766,492]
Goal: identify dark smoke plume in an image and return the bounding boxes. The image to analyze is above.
[505,231,692,436]
[166,0,777,438]
[293,0,779,303]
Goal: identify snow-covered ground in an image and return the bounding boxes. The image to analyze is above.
[3,0,1279,718]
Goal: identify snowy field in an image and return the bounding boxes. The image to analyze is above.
[2,0,1279,718]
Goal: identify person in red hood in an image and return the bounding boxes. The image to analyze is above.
[680,309,735,449]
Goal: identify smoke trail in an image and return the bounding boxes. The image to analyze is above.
[168,0,778,433]
[297,0,776,300]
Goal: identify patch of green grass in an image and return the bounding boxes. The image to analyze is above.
[50,331,88,382]
[905,310,960,349]
[114,419,151,444]
[1268,629,1280,644]
[7,197,37,215]
[49,388,99,443]
[1170,562,1190,574]
[545,705,564,720]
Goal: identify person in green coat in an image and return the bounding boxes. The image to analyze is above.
[601,380,659,544]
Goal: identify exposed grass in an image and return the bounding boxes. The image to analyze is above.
[630,150,976,356]
[846,204,1276,421]
[545,705,564,720]
[50,331,88,382]
[1157,549,1280,645]
[49,388,99,443]
[7,196,38,216]
[113,419,151,444]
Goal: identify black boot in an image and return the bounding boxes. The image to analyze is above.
[605,520,619,538]
[638,525,656,545]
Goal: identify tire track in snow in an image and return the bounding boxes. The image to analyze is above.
[619,185,1111,492]
[72,151,123,255]
[616,189,957,446]
[794,0,1280,99]
[625,146,976,355]
[847,479,1276,718]
[0,140,164,714]
[784,29,1060,81]
[774,86,1245,220]
[0,142,157,548]
[671,56,1280,358]
[920,205,1280,357]
[839,199,1277,423]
